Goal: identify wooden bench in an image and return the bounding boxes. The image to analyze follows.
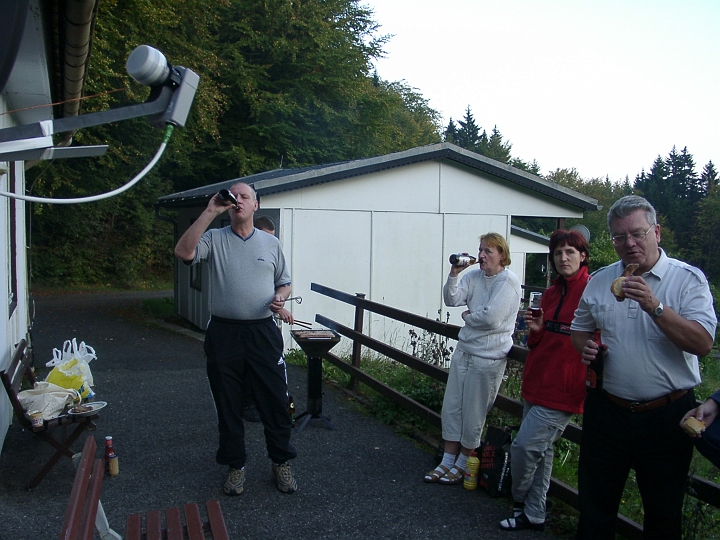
[1,339,100,490]
[59,436,230,540]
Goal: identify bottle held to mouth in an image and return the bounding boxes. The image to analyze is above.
[449,253,477,266]
[218,189,238,208]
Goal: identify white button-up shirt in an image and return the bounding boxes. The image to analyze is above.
[571,250,716,401]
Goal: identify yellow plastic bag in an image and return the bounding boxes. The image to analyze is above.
[46,359,92,399]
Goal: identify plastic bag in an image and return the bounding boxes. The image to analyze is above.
[18,382,77,420]
[45,339,96,399]
[478,426,514,497]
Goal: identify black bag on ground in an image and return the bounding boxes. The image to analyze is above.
[478,426,513,497]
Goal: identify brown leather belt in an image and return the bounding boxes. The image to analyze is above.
[604,389,688,413]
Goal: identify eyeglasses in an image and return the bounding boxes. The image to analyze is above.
[611,226,655,246]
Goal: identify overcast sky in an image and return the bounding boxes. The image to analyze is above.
[366,0,719,182]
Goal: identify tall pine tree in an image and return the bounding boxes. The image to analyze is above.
[454,106,486,153]
[484,126,512,163]
[701,161,719,195]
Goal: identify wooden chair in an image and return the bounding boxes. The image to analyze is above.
[59,436,229,540]
[1,339,99,490]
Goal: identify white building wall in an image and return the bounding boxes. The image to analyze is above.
[280,208,372,355]
[439,161,583,217]
[266,163,531,355]
[176,159,573,357]
[1,152,31,451]
[270,163,441,213]
[0,161,11,446]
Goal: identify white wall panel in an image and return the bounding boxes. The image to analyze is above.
[285,209,372,355]
[263,162,441,213]
[439,162,584,218]
[369,212,444,351]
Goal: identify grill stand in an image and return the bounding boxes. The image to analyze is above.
[291,331,340,433]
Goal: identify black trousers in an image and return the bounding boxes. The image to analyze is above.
[576,389,695,540]
[205,316,296,469]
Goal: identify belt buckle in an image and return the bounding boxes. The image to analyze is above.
[629,401,643,413]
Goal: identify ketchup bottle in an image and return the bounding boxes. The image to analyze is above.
[104,436,115,473]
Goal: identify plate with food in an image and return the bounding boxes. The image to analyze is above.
[67,401,107,417]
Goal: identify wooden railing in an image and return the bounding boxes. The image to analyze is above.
[309,282,720,540]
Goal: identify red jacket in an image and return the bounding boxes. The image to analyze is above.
[521,266,591,414]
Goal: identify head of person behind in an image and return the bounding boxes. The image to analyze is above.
[478,232,511,277]
[254,215,276,235]
[548,229,590,279]
[607,195,661,274]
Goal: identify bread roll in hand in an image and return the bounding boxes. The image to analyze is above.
[610,263,639,301]
[682,417,706,436]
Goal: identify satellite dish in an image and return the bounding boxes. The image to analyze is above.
[570,224,591,242]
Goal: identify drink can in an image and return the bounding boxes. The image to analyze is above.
[29,410,43,429]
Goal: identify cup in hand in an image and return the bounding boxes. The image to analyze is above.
[529,292,542,317]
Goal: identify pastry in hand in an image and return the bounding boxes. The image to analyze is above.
[610,263,639,301]
[682,417,706,436]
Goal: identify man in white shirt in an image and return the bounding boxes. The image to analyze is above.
[571,195,716,539]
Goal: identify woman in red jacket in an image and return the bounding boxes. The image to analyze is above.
[499,229,591,532]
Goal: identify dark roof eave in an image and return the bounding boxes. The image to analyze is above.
[510,225,550,245]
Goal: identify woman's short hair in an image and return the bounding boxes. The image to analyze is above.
[548,229,590,274]
[480,232,511,267]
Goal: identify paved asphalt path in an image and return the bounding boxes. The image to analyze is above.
[0,291,559,539]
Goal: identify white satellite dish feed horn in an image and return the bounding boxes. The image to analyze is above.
[126,45,199,128]
[126,45,171,86]
[570,224,591,242]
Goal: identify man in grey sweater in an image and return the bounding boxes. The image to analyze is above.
[175,182,297,496]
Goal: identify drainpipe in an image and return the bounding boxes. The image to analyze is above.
[61,0,98,119]
[27,0,98,169]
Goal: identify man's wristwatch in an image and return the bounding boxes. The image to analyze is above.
[651,302,664,318]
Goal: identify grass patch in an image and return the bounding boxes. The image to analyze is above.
[142,297,176,319]
[31,278,173,294]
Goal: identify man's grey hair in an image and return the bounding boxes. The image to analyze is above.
[607,195,657,230]
[230,182,257,201]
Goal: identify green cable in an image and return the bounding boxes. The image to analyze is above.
[163,124,175,144]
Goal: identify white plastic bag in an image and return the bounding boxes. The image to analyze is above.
[45,338,96,398]
[17,382,77,420]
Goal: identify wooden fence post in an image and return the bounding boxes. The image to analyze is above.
[349,293,366,392]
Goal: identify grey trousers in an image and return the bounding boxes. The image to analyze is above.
[510,402,572,521]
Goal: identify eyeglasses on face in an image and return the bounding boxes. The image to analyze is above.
[611,226,655,246]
